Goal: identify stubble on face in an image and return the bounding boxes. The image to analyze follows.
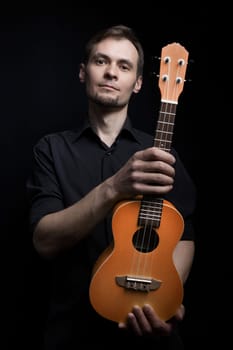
[89,91,124,108]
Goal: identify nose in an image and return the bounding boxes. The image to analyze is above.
[104,63,118,79]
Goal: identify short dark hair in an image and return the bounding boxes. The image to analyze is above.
[83,25,144,77]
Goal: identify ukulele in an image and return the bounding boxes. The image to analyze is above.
[89,42,189,323]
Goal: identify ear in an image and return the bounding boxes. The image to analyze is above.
[79,63,86,83]
[133,75,143,94]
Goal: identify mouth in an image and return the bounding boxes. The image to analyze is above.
[99,84,119,91]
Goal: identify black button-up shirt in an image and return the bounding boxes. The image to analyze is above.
[26,116,196,345]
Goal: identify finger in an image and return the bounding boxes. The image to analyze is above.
[174,304,185,321]
[142,304,173,336]
[139,147,176,164]
[127,311,144,336]
[131,306,152,335]
[133,160,175,177]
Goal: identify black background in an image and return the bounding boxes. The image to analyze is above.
[0,6,231,349]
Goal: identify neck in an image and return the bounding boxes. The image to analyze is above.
[88,105,128,147]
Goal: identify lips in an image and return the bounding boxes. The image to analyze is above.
[99,84,119,91]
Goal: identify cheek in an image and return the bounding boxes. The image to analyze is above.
[85,79,99,99]
[85,71,100,91]
[123,81,138,96]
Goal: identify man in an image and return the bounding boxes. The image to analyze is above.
[27,25,196,349]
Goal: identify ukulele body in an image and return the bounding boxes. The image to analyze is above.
[89,198,184,323]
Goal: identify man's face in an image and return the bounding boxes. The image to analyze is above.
[80,38,142,108]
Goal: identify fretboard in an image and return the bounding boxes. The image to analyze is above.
[154,102,177,152]
[138,101,177,228]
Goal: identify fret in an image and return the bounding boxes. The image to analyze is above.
[138,197,163,228]
[154,102,177,152]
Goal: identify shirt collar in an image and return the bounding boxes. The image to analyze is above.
[70,116,143,145]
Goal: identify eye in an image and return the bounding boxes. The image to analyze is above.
[119,62,131,71]
[121,65,129,71]
[95,57,106,65]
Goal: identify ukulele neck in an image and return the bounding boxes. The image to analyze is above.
[154,101,177,152]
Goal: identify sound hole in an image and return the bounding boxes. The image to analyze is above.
[132,227,159,253]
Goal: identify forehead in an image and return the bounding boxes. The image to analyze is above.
[91,38,139,63]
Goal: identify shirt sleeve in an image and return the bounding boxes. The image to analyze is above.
[26,135,64,232]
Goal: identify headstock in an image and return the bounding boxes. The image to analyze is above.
[158,43,189,103]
